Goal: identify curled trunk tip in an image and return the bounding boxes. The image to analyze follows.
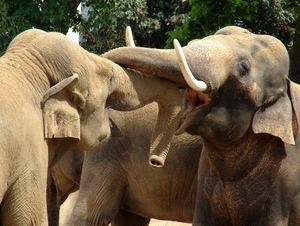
[149,155,165,167]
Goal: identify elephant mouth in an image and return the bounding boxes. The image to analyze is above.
[181,87,211,124]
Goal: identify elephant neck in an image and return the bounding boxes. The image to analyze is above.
[204,130,286,182]
[202,131,287,224]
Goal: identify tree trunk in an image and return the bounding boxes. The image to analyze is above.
[289,15,300,83]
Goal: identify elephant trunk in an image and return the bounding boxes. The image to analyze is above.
[107,65,183,168]
[102,42,214,92]
[47,173,60,226]
[149,149,169,167]
[148,95,182,167]
[102,47,187,87]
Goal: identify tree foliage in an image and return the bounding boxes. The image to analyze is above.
[166,0,297,50]
[0,0,187,54]
[0,0,81,55]
[0,0,300,81]
[78,0,188,54]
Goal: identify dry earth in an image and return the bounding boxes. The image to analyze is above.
[59,191,191,226]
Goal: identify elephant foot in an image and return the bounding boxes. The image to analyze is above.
[111,210,151,226]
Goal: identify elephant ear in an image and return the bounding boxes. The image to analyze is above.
[252,81,296,145]
[42,74,85,140]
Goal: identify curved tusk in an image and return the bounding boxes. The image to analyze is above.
[125,26,136,47]
[173,39,207,91]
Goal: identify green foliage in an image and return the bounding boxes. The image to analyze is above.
[0,0,299,57]
[166,0,297,50]
[138,0,189,48]
[0,0,186,54]
[78,0,155,53]
[0,0,81,55]
[78,0,188,53]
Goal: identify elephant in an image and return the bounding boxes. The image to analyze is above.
[0,28,182,225]
[48,103,202,226]
[102,26,300,225]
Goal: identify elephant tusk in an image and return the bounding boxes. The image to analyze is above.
[125,26,136,47]
[173,39,207,91]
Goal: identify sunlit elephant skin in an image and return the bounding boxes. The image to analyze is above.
[103,26,300,225]
[0,28,124,225]
[49,104,202,226]
[0,28,180,226]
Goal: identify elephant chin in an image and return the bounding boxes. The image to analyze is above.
[149,155,165,167]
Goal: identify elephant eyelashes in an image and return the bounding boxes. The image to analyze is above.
[239,60,250,77]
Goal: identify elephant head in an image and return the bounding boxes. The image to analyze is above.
[8,29,124,154]
[102,26,295,147]
[8,28,181,171]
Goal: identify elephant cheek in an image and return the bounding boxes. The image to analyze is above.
[78,109,111,151]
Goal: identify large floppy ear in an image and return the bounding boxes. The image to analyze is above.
[42,74,85,140]
[252,80,296,145]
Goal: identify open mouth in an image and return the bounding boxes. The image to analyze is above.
[181,87,211,123]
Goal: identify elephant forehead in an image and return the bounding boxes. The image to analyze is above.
[186,38,237,77]
[188,37,237,62]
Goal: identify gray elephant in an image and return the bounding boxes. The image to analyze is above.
[103,26,300,225]
[48,103,202,226]
[0,28,181,225]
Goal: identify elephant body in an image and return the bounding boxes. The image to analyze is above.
[0,28,116,225]
[49,103,202,225]
[103,26,300,225]
[0,64,49,224]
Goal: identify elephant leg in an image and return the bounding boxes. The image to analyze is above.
[71,165,126,226]
[111,210,151,226]
[1,175,48,225]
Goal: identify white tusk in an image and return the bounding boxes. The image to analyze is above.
[173,39,207,91]
[125,26,136,47]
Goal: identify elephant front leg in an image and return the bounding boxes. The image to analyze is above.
[1,174,48,225]
[71,166,126,226]
[112,210,151,226]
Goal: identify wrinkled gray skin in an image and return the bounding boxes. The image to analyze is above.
[0,28,115,225]
[103,26,300,225]
[48,103,202,226]
[0,29,181,225]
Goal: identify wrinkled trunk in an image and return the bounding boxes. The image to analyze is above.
[103,38,239,94]
[102,47,187,86]
[107,66,182,167]
[47,174,60,226]
[148,87,182,167]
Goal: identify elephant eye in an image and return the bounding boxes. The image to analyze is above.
[239,60,250,77]
[108,74,115,94]
[110,76,115,84]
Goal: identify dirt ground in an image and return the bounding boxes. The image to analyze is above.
[59,191,191,226]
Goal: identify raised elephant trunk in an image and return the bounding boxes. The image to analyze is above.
[122,27,181,167]
[106,64,182,168]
